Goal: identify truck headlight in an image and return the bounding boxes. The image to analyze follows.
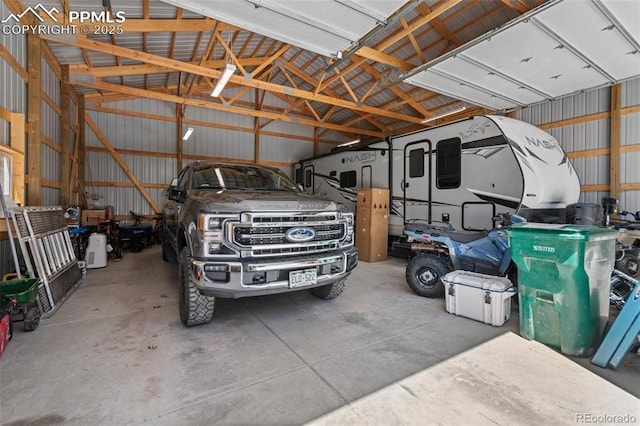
[341,212,354,246]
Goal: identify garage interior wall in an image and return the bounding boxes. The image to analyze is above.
[83,88,328,216]
[513,76,640,210]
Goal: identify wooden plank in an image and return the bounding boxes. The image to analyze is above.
[27,28,41,206]
[85,115,160,213]
[538,112,610,131]
[77,96,86,207]
[356,46,414,71]
[567,148,610,158]
[621,183,640,191]
[85,146,174,158]
[52,36,423,125]
[86,106,175,122]
[610,84,621,199]
[72,79,384,138]
[41,179,62,189]
[177,105,183,173]
[85,146,294,168]
[61,65,71,207]
[87,181,168,189]
[582,184,609,192]
[620,144,640,153]
[622,105,640,115]
[0,43,28,81]
[9,113,25,205]
[42,135,62,153]
[0,106,10,122]
[41,90,62,116]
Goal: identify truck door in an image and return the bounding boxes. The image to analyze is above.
[403,140,432,223]
[303,164,314,194]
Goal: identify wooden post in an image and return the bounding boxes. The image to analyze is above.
[9,113,25,205]
[313,128,320,156]
[254,88,260,164]
[27,24,41,206]
[176,104,183,173]
[610,84,621,200]
[78,95,86,208]
[61,65,71,207]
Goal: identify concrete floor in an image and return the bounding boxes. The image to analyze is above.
[1,246,639,425]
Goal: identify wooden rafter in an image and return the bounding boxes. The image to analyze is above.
[75,79,383,138]
[278,62,390,132]
[165,8,182,88]
[316,0,464,94]
[500,0,531,14]
[54,35,424,125]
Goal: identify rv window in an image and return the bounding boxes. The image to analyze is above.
[409,148,425,178]
[329,171,337,177]
[305,169,312,187]
[295,168,303,184]
[340,170,356,188]
[436,138,461,189]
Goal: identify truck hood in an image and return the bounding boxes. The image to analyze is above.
[190,190,345,213]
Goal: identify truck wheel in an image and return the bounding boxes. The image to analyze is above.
[178,246,215,327]
[310,279,346,300]
[405,254,449,298]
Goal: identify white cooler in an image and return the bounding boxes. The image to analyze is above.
[442,270,516,326]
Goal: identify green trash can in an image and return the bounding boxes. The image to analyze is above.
[507,224,616,357]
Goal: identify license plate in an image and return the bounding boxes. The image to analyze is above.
[289,269,317,288]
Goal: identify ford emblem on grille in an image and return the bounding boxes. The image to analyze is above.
[286,227,315,242]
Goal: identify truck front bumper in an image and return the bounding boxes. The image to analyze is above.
[191,247,359,299]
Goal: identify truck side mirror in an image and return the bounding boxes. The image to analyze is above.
[168,179,186,202]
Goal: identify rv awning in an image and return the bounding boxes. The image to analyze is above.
[402,0,640,110]
[159,0,406,59]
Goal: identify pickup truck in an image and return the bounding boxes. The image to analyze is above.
[162,161,359,326]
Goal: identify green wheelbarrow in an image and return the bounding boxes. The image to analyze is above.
[0,278,41,332]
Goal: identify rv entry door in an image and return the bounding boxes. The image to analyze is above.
[303,164,314,194]
[403,140,432,223]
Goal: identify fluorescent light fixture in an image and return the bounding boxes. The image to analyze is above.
[211,63,237,97]
[337,139,361,147]
[182,127,194,141]
[421,106,467,124]
[214,167,225,188]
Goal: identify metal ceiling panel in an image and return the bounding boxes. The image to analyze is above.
[159,0,405,57]
[403,0,640,111]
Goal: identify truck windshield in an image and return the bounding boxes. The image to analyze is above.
[192,165,300,192]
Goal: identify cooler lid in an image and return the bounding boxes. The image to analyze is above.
[442,270,513,292]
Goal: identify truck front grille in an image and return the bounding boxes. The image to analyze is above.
[231,213,347,257]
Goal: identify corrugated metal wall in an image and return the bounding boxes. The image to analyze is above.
[0,0,26,145]
[620,77,640,210]
[513,79,640,211]
[1,0,24,277]
[41,57,61,205]
[84,97,337,215]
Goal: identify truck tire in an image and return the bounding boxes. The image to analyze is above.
[178,246,215,327]
[310,279,346,300]
[405,254,449,298]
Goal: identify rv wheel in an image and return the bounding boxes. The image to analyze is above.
[405,254,449,298]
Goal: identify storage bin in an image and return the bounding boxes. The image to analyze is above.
[508,223,616,357]
[443,270,516,326]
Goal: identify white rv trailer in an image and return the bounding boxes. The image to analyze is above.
[295,115,580,237]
